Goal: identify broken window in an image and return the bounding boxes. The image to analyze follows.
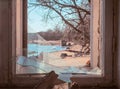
[13,0,113,86]
[15,0,102,76]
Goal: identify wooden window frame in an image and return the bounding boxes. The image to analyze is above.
[11,0,115,88]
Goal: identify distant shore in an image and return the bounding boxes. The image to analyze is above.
[28,40,61,45]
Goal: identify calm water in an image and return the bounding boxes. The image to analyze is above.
[28,44,66,56]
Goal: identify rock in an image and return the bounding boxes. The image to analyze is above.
[60,53,68,59]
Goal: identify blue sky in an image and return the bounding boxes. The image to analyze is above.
[27,0,83,33]
[28,1,62,33]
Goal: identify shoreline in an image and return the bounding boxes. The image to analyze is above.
[28,40,61,45]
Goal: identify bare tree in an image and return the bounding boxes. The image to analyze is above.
[29,0,91,54]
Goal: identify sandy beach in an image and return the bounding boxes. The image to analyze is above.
[44,50,90,67]
[37,44,90,68]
